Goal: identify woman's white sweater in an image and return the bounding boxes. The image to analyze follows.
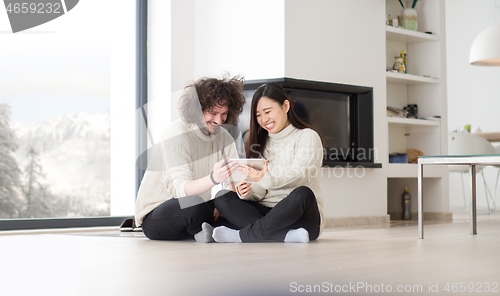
[243,124,326,234]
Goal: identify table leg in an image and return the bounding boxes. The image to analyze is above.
[418,163,424,239]
[469,165,477,235]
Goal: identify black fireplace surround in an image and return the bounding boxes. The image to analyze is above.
[239,78,381,168]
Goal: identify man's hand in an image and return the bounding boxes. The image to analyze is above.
[212,158,238,184]
[213,208,222,222]
[236,180,252,197]
[238,160,268,183]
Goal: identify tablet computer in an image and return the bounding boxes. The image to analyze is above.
[227,158,265,182]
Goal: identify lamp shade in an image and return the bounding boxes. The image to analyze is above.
[469,24,500,66]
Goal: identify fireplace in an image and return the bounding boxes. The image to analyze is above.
[239,78,381,168]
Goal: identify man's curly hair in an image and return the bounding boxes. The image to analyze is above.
[179,75,246,126]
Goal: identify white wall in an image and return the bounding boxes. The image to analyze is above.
[147,0,172,142]
[284,0,386,88]
[446,0,500,209]
[172,0,195,93]
[110,0,136,216]
[284,0,388,218]
[193,0,285,80]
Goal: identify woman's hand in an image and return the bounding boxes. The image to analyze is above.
[238,160,269,183]
[212,158,238,184]
[213,208,222,222]
[236,180,252,197]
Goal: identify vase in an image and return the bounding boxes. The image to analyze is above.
[401,8,417,31]
[393,56,405,73]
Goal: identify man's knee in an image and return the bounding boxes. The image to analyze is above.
[177,195,212,220]
[213,190,238,208]
[178,195,205,210]
[189,202,213,222]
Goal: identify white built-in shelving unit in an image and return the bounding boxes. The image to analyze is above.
[385,0,448,219]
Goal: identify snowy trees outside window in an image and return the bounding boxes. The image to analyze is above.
[0,103,23,218]
[0,103,110,219]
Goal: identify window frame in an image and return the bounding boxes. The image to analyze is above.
[0,0,147,231]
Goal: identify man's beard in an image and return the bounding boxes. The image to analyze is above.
[200,122,221,135]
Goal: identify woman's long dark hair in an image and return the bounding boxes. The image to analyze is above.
[246,83,312,158]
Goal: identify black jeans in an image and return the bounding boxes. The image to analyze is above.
[214,186,321,242]
[141,195,234,240]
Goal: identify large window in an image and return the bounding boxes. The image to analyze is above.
[0,0,136,225]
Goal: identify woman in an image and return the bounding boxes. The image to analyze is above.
[212,83,325,243]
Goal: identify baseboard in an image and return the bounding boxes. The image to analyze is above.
[325,215,390,227]
[388,212,453,221]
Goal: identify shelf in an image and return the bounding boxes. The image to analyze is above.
[386,72,440,85]
[322,162,382,168]
[387,117,440,127]
[386,26,439,43]
[386,163,447,178]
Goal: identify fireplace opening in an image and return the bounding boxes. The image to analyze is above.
[238,78,381,168]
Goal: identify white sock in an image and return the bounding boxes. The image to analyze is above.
[212,226,242,243]
[194,222,214,243]
[284,228,309,243]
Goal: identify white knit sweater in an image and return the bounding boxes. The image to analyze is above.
[134,119,238,226]
[241,124,326,234]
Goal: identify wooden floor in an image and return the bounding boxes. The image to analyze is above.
[1,211,500,296]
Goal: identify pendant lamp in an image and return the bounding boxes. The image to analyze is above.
[469,23,500,66]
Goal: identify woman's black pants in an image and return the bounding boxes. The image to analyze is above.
[214,186,321,242]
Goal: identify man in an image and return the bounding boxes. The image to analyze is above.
[135,75,245,242]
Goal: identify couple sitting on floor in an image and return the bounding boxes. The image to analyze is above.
[134,75,325,243]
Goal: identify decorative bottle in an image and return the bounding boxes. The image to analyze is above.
[393,56,405,73]
[402,187,411,220]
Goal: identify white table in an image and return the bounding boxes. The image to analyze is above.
[474,132,500,142]
[418,154,500,239]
